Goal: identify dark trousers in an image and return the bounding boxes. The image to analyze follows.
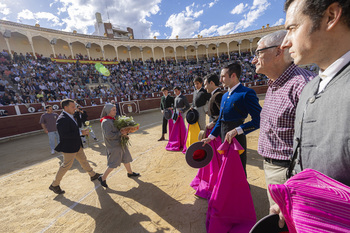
[162,117,168,135]
[209,116,215,123]
[221,120,247,177]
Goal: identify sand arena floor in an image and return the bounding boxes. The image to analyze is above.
[0,96,269,233]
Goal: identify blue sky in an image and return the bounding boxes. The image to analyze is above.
[0,0,286,39]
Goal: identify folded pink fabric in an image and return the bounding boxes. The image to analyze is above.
[182,125,189,154]
[190,128,223,199]
[168,115,174,136]
[166,113,186,151]
[207,139,256,233]
[269,168,350,233]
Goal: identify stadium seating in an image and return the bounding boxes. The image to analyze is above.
[0,49,269,106]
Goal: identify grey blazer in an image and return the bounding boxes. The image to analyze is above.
[293,61,350,186]
[174,94,190,113]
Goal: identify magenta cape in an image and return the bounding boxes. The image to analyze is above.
[165,113,186,151]
[206,139,256,233]
[269,169,350,233]
[168,113,174,136]
[190,128,223,199]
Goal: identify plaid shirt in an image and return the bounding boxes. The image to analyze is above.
[258,64,316,160]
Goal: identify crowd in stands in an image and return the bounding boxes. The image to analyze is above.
[0,49,288,107]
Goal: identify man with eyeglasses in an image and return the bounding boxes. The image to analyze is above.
[252,30,316,207]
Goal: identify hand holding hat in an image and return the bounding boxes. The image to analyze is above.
[249,214,288,233]
[185,141,213,168]
[163,109,172,120]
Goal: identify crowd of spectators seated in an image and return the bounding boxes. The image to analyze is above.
[0,49,289,106]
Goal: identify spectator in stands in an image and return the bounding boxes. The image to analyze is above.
[0,76,9,86]
[36,90,45,102]
[2,93,11,105]
[0,110,8,116]
[0,83,5,95]
[0,47,273,107]
[39,105,60,155]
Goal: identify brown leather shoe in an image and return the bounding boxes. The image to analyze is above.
[49,185,65,194]
[90,173,101,181]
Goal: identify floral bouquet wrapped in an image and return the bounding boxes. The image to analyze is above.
[113,116,140,150]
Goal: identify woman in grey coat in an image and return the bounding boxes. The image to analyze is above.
[98,104,140,188]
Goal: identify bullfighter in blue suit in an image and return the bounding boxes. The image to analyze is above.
[203,63,262,175]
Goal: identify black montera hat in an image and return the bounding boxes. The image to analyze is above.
[164,109,172,120]
[249,214,289,233]
[186,108,199,125]
[185,141,213,168]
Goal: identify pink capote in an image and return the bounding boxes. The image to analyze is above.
[168,115,174,136]
[182,128,188,154]
[190,128,223,199]
[206,139,256,233]
[269,169,350,233]
[165,113,186,151]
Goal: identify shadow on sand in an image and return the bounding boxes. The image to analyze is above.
[54,180,207,232]
[107,178,208,232]
[247,148,264,170]
[54,184,162,233]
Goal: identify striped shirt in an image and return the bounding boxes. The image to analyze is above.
[258,63,316,160]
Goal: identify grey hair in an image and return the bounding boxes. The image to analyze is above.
[100,103,115,118]
[258,30,293,62]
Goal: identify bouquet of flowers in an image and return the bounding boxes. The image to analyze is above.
[113,116,140,150]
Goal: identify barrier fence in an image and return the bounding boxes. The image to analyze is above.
[0,84,267,138]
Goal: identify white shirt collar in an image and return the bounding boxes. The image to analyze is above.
[319,50,350,80]
[63,110,74,118]
[63,110,77,125]
[228,82,241,95]
[211,87,220,96]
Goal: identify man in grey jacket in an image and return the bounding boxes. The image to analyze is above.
[271,0,350,226]
[191,77,210,130]
[173,86,190,119]
[282,0,350,186]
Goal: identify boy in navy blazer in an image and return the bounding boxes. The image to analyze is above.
[202,63,262,175]
[49,99,100,195]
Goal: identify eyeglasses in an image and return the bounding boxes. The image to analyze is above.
[254,46,278,58]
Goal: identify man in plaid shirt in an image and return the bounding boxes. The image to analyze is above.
[252,30,316,207]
